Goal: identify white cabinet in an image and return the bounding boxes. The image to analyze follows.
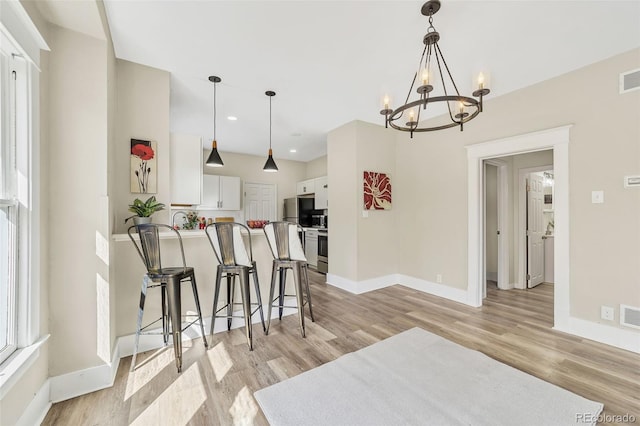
[314,176,328,209]
[202,175,241,210]
[296,179,316,195]
[304,229,318,267]
[170,133,202,205]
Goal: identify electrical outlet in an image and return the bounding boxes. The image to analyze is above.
[362,210,369,218]
[436,274,442,283]
[592,190,604,204]
[601,305,614,321]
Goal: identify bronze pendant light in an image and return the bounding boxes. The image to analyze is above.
[263,90,279,172]
[206,75,224,167]
[380,0,490,138]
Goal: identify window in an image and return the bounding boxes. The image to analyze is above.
[0,33,26,365]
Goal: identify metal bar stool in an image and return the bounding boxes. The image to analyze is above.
[128,224,208,373]
[263,221,315,337]
[205,222,265,350]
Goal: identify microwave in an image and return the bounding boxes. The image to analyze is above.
[311,214,327,228]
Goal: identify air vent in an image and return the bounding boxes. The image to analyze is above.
[624,176,640,188]
[619,68,640,94]
[620,304,640,329]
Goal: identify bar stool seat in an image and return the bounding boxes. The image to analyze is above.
[128,224,208,373]
[205,222,265,350]
[263,221,315,337]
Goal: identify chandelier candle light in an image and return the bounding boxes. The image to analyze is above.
[380,0,490,137]
[206,75,224,167]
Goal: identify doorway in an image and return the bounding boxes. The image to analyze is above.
[467,125,571,331]
[522,169,554,289]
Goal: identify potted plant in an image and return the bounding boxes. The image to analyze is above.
[125,196,165,225]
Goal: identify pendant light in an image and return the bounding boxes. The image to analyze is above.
[263,90,279,172]
[206,75,224,167]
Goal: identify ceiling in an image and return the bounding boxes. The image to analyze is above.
[94,2,640,161]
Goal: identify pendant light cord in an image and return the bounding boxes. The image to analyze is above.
[213,81,217,141]
[269,95,272,150]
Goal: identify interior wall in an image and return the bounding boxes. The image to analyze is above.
[47,24,108,376]
[114,60,171,234]
[202,150,306,221]
[355,122,397,281]
[485,164,498,279]
[305,155,327,179]
[327,122,358,281]
[394,48,640,328]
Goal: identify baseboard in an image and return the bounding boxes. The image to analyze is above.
[396,274,471,306]
[325,273,472,307]
[325,274,398,294]
[16,379,51,426]
[486,272,497,282]
[49,342,120,403]
[47,303,297,405]
[554,316,640,354]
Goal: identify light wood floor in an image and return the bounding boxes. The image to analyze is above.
[43,273,640,425]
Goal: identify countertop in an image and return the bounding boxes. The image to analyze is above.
[112,228,267,242]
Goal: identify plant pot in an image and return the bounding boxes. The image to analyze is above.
[133,216,152,226]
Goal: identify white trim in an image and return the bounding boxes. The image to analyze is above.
[326,273,472,306]
[16,379,51,426]
[397,274,471,306]
[0,0,49,67]
[554,317,640,354]
[517,165,553,290]
[49,343,120,403]
[0,334,49,399]
[485,272,497,282]
[466,125,572,325]
[325,273,398,294]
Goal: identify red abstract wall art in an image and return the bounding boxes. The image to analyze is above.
[363,171,392,210]
[130,138,157,194]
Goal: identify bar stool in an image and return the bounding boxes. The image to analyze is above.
[263,221,315,337]
[128,223,208,373]
[205,222,265,350]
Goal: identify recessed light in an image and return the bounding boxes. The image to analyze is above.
[291,132,302,137]
[289,149,297,153]
[227,116,237,121]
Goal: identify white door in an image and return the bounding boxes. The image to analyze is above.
[527,173,545,288]
[244,183,276,221]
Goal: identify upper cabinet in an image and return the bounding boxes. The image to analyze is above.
[314,176,328,209]
[296,178,316,196]
[296,176,328,209]
[170,133,202,205]
[202,175,241,210]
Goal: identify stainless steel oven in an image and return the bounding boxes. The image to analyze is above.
[317,230,328,273]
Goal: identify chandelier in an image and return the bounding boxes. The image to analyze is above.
[380,0,490,137]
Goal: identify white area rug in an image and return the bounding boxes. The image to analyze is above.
[254,327,603,426]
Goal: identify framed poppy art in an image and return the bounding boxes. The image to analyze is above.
[130,139,157,194]
[363,171,392,210]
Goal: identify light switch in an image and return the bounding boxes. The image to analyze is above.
[591,190,604,204]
